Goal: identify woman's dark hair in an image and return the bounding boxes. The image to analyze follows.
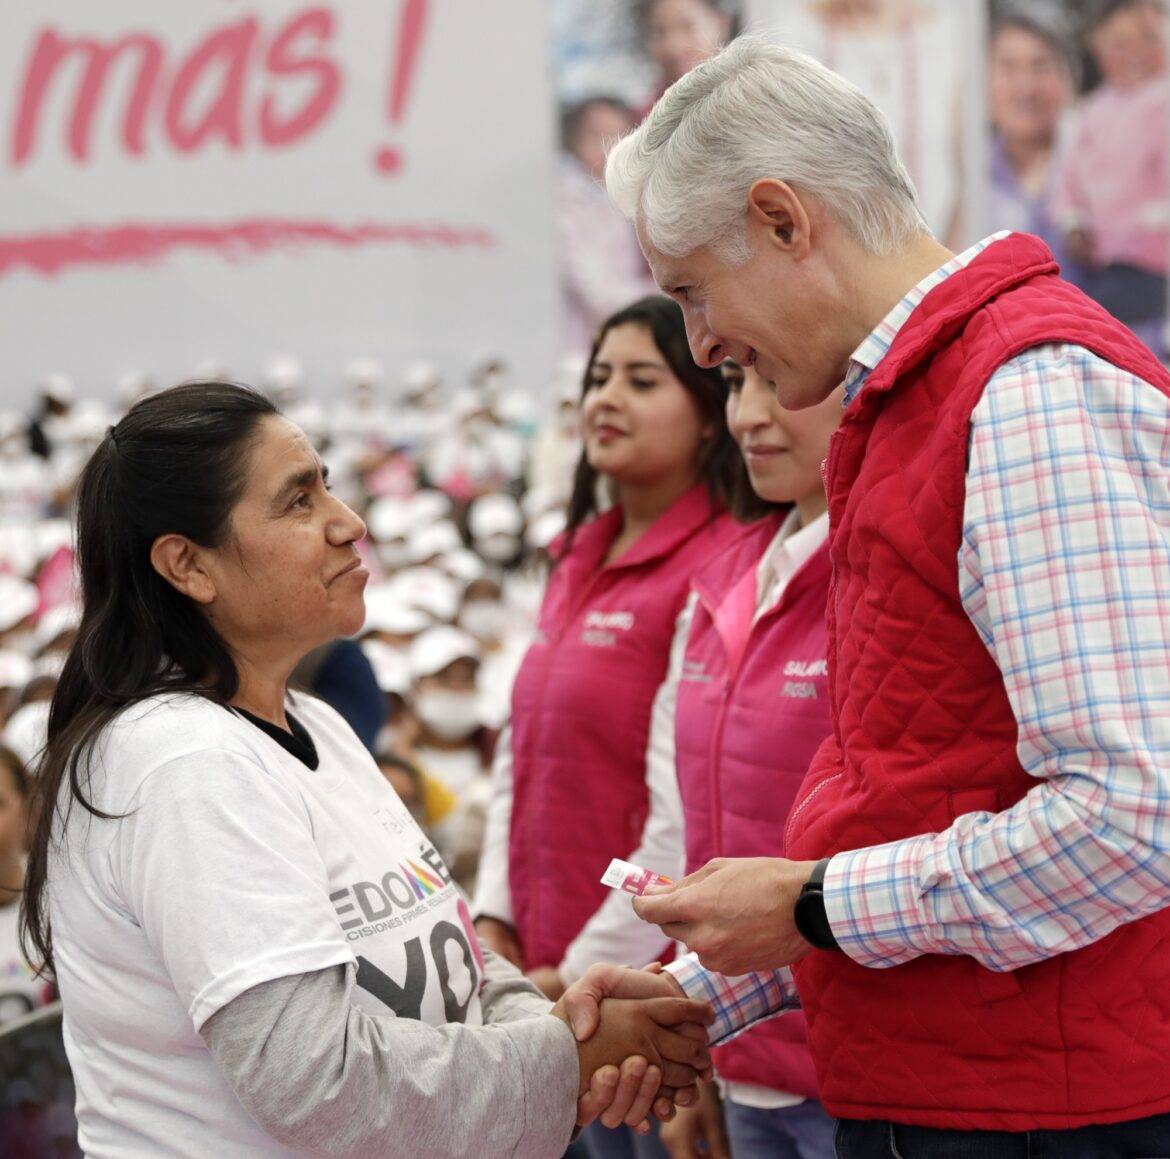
[562,295,770,551]
[21,381,277,973]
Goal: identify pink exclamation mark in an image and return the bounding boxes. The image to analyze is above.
[374,0,429,175]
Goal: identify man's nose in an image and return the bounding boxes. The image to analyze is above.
[687,321,725,369]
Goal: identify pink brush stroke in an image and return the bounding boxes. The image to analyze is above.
[0,217,496,277]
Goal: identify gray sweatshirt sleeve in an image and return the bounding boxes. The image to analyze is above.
[199,949,579,1158]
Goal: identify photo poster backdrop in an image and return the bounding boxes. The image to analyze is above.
[985,0,1169,357]
[0,1,560,407]
[745,0,1169,357]
[744,0,989,251]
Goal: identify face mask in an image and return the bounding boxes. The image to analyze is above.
[460,600,510,642]
[478,534,519,563]
[414,690,480,741]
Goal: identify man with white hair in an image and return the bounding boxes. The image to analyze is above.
[564,35,1170,1155]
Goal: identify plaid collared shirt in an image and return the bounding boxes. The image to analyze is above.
[667,232,1170,1040]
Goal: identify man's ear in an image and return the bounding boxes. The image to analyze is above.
[746,179,812,260]
[150,534,217,606]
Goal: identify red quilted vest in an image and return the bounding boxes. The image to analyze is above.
[675,513,829,1099]
[508,484,747,968]
[786,233,1170,1130]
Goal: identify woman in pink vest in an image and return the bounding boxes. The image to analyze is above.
[474,294,755,1159]
[660,364,844,1159]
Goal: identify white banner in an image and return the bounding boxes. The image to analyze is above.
[0,1,558,405]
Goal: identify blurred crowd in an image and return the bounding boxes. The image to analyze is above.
[0,352,590,1030]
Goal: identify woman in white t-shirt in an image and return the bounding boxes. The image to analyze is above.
[19,382,712,1158]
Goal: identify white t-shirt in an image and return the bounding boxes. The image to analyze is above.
[48,692,485,1157]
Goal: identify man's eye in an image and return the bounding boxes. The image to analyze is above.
[291,492,310,509]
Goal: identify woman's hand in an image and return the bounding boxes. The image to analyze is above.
[474,916,523,969]
[553,994,711,1130]
[660,1081,729,1159]
[563,962,713,1127]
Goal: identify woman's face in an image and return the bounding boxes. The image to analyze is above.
[570,102,635,182]
[582,322,712,490]
[645,0,730,86]
[727,365,843,514]
[988,26,1073,147]
[1092,3,1166,90]
[196,415,369,663]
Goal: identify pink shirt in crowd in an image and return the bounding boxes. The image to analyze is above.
[1052,75,1170,275]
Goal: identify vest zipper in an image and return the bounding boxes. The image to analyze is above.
[784,772,844,852]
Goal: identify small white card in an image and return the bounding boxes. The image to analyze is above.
[600,857,674,896]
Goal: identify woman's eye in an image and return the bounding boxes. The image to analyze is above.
[630,377,657,390]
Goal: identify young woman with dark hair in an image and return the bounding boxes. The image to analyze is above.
[657,365,843,1159]
[21,382,712,1157]
[474,295,759,1159]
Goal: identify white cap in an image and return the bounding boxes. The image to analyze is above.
[191,358,230,382]
[0,650,33,689]
[408,489,453,529]
[552,355,587,401]
[262,354,304,393]
[0,528,37,580]
[521,488,562,521]
[408,625,481,681]
[526,509,568,551]
[361,639,412,695]
[34,602,81,651]
[34,520,73,562]
[366,497,413,543]
[2,699,51,770]
[0,411,24,442]
[40,373,76,405]
[363,584,432,636]
[0,576,38,633]
[452,388,489,420]
[345,357,384,390]
[441,548,486,585]
[389,567,461,624]
[116,370,154,402]
[407,521,463,564]
[403,361,441,396]
[469,493,524,539]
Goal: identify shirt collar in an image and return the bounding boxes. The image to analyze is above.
[757,507,829,607]
[842,232,1012,408]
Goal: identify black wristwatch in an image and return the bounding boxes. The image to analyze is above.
[793,857,841,951]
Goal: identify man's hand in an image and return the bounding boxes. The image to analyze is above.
[632,857,819,974]
[660,1081,729,1159]
[474,916,523,969]
[552,995,711,1128]
[527,965,566,1001]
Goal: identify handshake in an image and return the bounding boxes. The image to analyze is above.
[549,962,713,1134]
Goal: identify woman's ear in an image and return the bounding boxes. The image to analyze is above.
[150,535,217,606]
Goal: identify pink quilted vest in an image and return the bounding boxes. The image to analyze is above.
[508,484,748,968]
[786,233,1170,1130]
[675,513,830,1099]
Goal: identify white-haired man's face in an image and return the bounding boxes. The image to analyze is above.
[639,180,858,411]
